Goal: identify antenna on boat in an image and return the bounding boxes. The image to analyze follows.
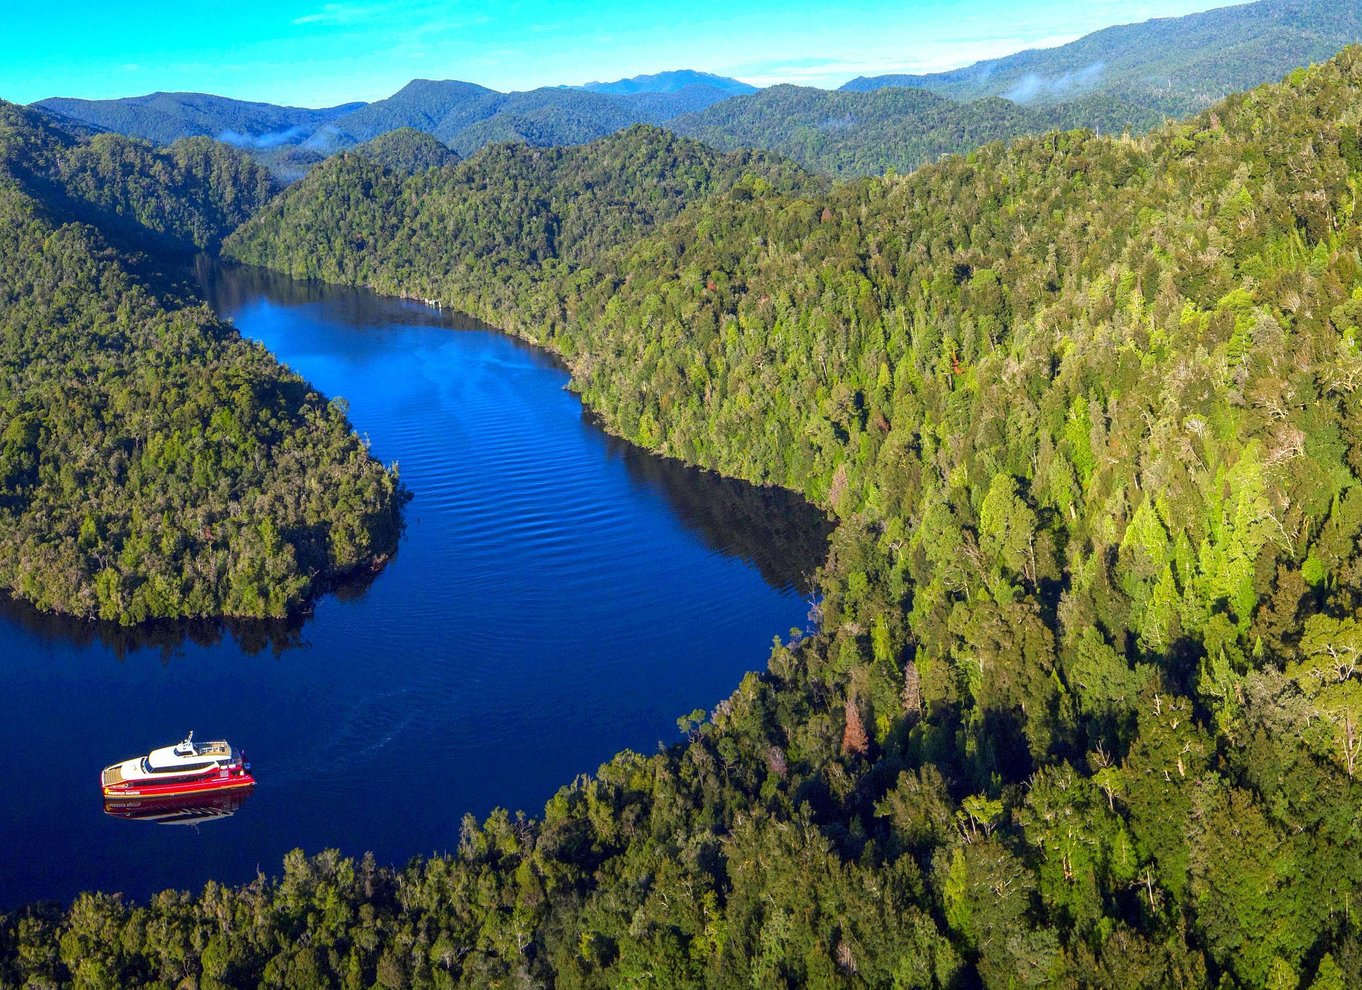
[176,731,195,755]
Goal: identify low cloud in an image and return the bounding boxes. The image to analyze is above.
[216,126,310,149]
[1003,61,1105,102]
[292,2,387,26]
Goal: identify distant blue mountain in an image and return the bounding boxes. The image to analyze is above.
[579,69,756,96]
[840,0,1361,115]
[34,92,364,147]
[308,78,744,158]
[34,73,750,179]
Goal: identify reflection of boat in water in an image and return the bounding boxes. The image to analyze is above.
[101,731,255,798]
[104,788,252,825]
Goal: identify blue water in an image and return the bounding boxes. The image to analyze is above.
[0,262,828,908]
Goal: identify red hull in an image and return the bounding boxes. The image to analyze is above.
[102,771,256,800]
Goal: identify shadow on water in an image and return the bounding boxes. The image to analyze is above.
[194,256,504,337]
[602,433,833,596]
[0,593,309,660]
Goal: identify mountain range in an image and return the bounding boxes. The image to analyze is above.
[842,0,1362,116]
[27,0,1362,182]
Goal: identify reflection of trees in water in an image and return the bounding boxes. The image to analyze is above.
[0,593,305,661]
[0,558,397,659]
[604,434,832,595]
[194,257,500,335]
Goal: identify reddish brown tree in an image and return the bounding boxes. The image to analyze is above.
[842,697,869,757]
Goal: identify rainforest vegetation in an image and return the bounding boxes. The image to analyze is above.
[6,45,1362,990]
[0,102,402,624]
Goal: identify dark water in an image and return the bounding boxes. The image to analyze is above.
[0,263,829,908]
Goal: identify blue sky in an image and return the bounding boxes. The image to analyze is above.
[3,0,1231,106]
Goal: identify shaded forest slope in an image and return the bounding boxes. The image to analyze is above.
[0,103,402,624]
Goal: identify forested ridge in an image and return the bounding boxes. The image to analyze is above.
[224,125,816,314]
[8,49,1362,989]
[32,93,364,148]
[843,0,1362,112]
[3,106,276,256]
[0,102,403,624]
[665,86,1056,178]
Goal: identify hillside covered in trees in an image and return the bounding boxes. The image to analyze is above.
[668,85,1064,177]
[0,102,403,624]
[223,125,816,313]
[3,44,1361,988]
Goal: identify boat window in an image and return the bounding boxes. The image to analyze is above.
[150,761,216,775]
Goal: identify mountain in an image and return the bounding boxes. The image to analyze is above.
[842,0,1362,117]
[669,84,1057,176]
[0,102,400,625]
[579,69,756,95]
[31,77,748,176]
[30,2,1362,188]
[33,91,364,148]
[312,79,743,156]
[306,79,503,150]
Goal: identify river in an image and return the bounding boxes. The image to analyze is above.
[0,262,829,908]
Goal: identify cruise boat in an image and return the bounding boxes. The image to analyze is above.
[101,732,254,799]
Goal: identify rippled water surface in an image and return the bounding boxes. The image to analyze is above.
[0,263,830,908]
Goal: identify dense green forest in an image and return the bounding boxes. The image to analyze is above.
[5,108,277,256]
[0,102,402,624]
[7,45,1362,990]
[224,126,816,306]
[111,49,1360,989]
[347,128,461,175]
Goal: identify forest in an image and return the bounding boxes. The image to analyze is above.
[0,102,403,624]
[5,43,1362,990]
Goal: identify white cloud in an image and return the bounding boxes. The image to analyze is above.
[292,2,393,26]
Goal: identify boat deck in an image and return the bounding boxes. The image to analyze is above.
[102,741,232,790]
